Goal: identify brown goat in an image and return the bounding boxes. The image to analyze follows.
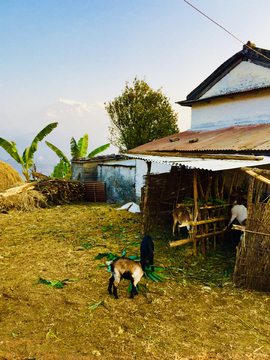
[172,205,192,236]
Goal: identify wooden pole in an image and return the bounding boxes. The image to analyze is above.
[228,172,236,204]
[241,168,270,186]
[178,216,229,227]
[243,168,270,175]
[141,161,152,234]
[131,151,264,161]
[246,175,255,229]
[205,174,212,202]
[193,169,198,255]
[169,230,225,247]
[220,174,226,200]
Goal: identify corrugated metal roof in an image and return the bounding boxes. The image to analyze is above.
[127,124,270,154]
[125,153,270,172]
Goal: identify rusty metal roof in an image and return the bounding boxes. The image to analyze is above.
[127,124,270,154]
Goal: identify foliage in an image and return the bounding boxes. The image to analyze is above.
[0,122,58,181]
[105,77,179,152]
[34,277,78,289]
[46,134,110,178]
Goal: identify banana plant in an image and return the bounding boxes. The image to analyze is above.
[46,134,110,179]
[0,122,58,181]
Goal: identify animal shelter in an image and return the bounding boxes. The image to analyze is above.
[137,161,270,291]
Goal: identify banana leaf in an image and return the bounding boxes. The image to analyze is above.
[0,138,24,164]
[77,134,88,157]
[87,143,110,158]
[29,122,58,156]
[45,141,70,164]
[70,137,80,158]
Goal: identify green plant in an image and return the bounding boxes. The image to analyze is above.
[46,134,110,178]
[0,122,58,181]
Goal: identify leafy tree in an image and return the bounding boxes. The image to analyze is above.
[105,78,179,152]
[0,122,58,181]
[46,134,110,178]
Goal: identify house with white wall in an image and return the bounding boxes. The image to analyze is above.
[178,41,270,131]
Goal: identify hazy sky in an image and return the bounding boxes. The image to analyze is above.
[1,0,270,173]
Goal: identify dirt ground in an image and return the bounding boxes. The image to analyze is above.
[0,202,269,360]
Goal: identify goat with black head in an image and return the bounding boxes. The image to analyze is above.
[140,235,154,271]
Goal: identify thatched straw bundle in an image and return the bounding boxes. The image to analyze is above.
[234,197,270,291]
[0,160,24,191]
[0,189,47,212]
[0,161,47,212]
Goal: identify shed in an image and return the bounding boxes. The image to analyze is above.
[126,42,270,291]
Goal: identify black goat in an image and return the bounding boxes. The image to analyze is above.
[140,235,154,271]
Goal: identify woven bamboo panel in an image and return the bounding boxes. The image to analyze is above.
[84,181,106,202]
[234,198,270,291]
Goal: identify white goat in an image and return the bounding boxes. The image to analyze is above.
[224,203,247,231]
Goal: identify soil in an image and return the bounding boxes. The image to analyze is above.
[0,202,269,360]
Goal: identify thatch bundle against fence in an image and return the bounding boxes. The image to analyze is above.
[233,169,270,291]
[234,198,270,291]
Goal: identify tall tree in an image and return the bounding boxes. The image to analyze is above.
[105,78,179,152]
[0,122,58,181]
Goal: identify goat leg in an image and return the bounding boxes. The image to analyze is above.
[108,276,114,294]
[113,285,119,299]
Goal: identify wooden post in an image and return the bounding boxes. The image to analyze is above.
[193,169,198,255]
[241,168,270,186]
[228,172,236,203]
[220,174,226,200]
[205,174,212,202]
[246,175,255,228]
[141,161,152,234]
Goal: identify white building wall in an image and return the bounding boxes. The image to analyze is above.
[191,90,270,131]
[190,61,270,131]
[200,61,270,99]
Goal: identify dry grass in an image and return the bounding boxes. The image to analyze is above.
[0,203,270,360]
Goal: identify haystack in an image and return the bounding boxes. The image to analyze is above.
[0,161,47,212]
[0,160,24,191]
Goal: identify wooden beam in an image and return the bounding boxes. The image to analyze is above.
[241,168,270,185]
[244,168,270,175]
[178,216,229,227]
[137,151,264,161]
[169,230,225,247]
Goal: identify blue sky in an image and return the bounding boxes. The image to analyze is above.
[1,0,270,175]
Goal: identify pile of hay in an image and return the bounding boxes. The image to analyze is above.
[0,160,24,191]
[0,161,46,212]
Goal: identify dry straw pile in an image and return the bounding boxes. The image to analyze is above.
[0,161,46,212]
[0,160,24,191]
